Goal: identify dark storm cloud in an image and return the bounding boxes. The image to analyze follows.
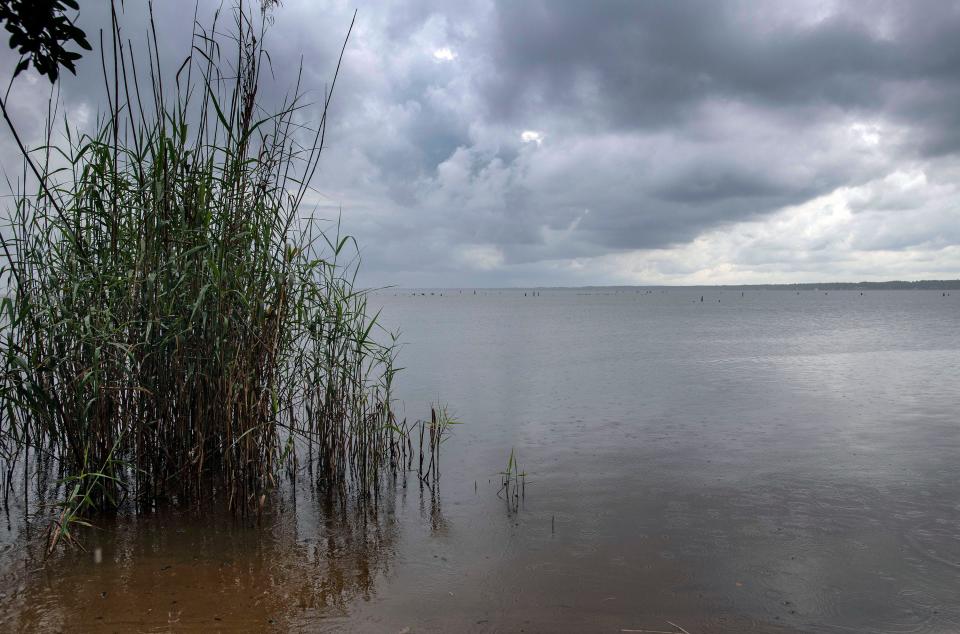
[2,0,959,285]
[486,1,960,131]
[473,0,960,251]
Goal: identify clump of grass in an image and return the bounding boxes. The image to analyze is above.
[0,2,417,540]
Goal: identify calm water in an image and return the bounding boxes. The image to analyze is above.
[2,289,959,632]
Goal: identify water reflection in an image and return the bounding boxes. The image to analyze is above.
[419,483,448,536]
[1,483,412,631]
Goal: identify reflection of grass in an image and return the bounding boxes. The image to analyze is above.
[498,448,526,513]
[11,491,404,630]
[0,4,411,543]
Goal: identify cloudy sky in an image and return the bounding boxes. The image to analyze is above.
[5,0,960,286]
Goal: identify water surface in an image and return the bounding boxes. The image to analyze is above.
[2,288,959,632]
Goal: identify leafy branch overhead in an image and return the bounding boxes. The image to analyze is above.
[0,0,91,82]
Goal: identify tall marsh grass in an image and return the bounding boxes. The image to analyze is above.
[0,3,420,542]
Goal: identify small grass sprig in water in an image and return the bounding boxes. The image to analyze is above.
[47,435,128,552]
[498,448,526,513]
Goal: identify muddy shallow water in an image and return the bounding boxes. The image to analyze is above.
[2,289,959,632]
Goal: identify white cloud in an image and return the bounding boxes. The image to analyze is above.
[432,47,456,62]
[520,130,543,145]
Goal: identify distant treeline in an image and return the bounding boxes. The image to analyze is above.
[397,280,960,292]
[537,279,960,291]
[706,280,960,290]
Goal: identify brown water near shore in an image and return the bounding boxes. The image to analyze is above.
[2,289,959,632]
[2,496,398,632]
[1,491,801,633]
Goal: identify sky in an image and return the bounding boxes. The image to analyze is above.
[3,0,960,287]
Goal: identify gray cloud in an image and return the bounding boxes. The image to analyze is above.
[486,1,960,129]
[2,0,960,286]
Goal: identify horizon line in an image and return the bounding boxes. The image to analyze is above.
[377,278,960,290]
